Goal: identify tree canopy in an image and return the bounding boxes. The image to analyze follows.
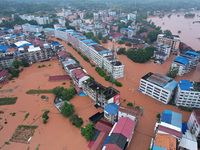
[147,30,162,43]
[81,124,95,141]
[12,60,21,69]
[102,37,108,43]
[164,30,172,37]
[61,102,75,117]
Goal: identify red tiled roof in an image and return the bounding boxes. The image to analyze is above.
[0,70,8,78]
[157,125,182,138]
[104,144,122,150]
[71,69,84,76]
[118,106,140,118]
[112,117,135,139]
[91,132,108,150]
[48,75,71,81]
[75,86,82,94]
[58,50,69,56]
[148,28,154,31]
[193,109,200,125]
[76,72,88,80]
[95,120,113,133]
[88,140,95,148]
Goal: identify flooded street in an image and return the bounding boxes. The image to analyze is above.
[148,11,200,50]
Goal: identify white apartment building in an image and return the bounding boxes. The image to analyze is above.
[35,16,51,25]
[3,34,25,45]
[154,43,171,61]
[172,51,199,76]
[19,15,35,21]
[174,80,200,108]
[127,13,136,20]
[139,72,178,104]
[54,28,68,40]
[188,110,200,141]
[58,17,66,26]
[93,13,99,20]
[22,23,43,33]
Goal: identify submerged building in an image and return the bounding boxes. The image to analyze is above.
[175,80,200,108]
[138,72,178,104]
[172,51,199,76]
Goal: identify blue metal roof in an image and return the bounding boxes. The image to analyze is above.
[82,39,93,43]
[153,145,167,150]
[19,33,24,36]
[34,33,41,36]
[161,110,182,129]
[0,45,9,51]
[108,21,113,23]
[30,25,40,28]
[173,56,190,65]
[99,50,111,55]
[44,28,54,31]
[87,43,97,46]
[72,33,81,36]
[185,51,199,57]
[1,27,11,30]
[10,35,17,38]
[179,80,193,91]
[57,28,66,30]
[182,123,187,134]
[163,80,178,92]
[77,36,86,39]
[104,103,119,115]
[52,43,60,46]
[65,29,74,33]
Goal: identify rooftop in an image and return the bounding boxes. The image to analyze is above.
[118,106,140,118]
[95,120,113,133]
[179,130,197,150]
[91,132,108,150]
[157,125,182,138]
[0,70,8,78]
[193,109,200,125]
[104,103,119,115]
[185,51,199,57]
[173,56,190,65]
[161,110,182,129]
[179,80,194,91]
[28,47,41,52]
[153,134,176,150]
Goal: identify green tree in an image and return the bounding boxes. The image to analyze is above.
[86,32,94,39]
[156,113,161,121]
[61,102,75,117]
[52,86,64,97]
[147,30,161,43]
[117,48,126,55]
[12,60,21,69]
[92,36,100,44]
[102,37,107,43]
[138,27,148,34]
[81,124,95,141]
[127,102,133,107]
[164,30,172,36]
[166,67,179,78]
[60,88,76,101]
[21,58,29,67]
[98,32,103,40]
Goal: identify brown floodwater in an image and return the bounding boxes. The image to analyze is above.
[148,11,200,50]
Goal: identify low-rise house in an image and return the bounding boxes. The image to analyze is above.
[174,80,200,108]
[82,79,120,108]
[118,106,140,122]
[104,103,119,124]
[103,117,136,150]
[0,52,16,69]
[0,70,8,82]
[172,51,199,76]
[71,69,89,88]
[138,72,178,104]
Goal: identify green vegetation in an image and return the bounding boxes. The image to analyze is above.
[126,47,156,63]
[102,37,108,43]
[10,112,16,116]
[81,124,95,141]
[69,114,83,128]
[12,60,21,69]
[4,142,10,145]
[117,48,126,55]
[24,113,30,121]
[0,97,18,106]
[21,58,30,67]
[156,113,161,121]
[61,102,75,117]
[48,64,51,66]
[98,32,103,40]
[184,13,195,17]
[38,65,42,68]
[68,52,79,63]
[26,89,52,94]
[62,82,66,85]
[8,69,21,78]
[135,106,140,109]
[36,144,40,150]
[147,30,162,42]
[56,38,62,41]
[164,30,172,37]
[126,42,132,47]
[179,106,194,112]
[127,102,133,107]
[43,119,47,124]
[178,30,181,33]
[166,67,179,78]
[168,14,172,18]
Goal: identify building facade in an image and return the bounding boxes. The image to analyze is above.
[138,72,178,104]
[22,23,43,33]
[0,52,16,69]
[175,80,200,108]
[154,43,171,62]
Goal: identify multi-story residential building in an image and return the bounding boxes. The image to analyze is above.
[43,28,54,36]
[104,103,119,124]
[55,29,124,79]
[82,79,120,108]
[58,17,66,26]
[127,13,136,20]
[22,23,43,33]
[18,46,51,64]
[157,34,181,51]
[0,52,16,69]
[19,15,35,21]
[35,16,51,25]
[93,13,99,20]
[120,28,136,38]
[188,110,200,143]
[174,80,200,108]
[153,43,171,62]
[172,51,199,76]
[138,72,178,104]
[71,69,89,88]
[3,34,25,45]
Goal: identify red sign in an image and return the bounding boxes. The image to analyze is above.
[114,93,120,104]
